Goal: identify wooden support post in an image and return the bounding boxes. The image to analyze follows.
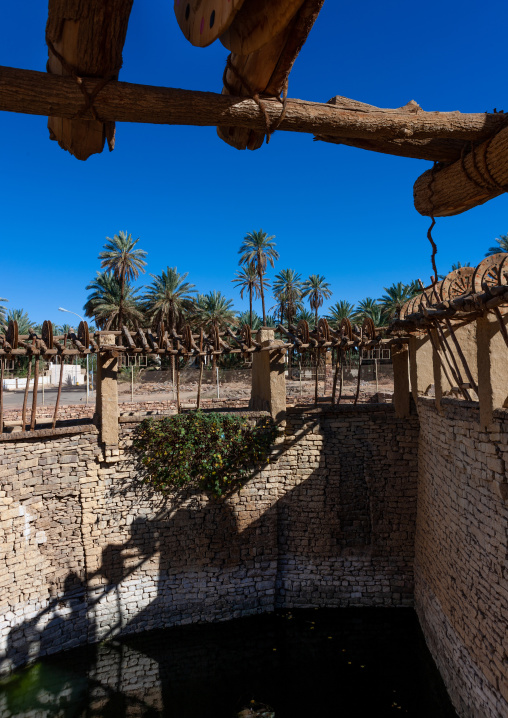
[409,333,435,404]
[477,313,508,429]
[96,347,119,447]
[392,343,411,418]
[250,328,286,423]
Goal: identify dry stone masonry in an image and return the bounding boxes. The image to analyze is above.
[0,404,418,677]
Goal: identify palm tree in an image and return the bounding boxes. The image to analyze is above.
[58,323,75,335]
[0,297,8,328]
[84,271,144,330]
[144,267,195,332]
[485,233,508,256]
[237,310,262,331]
[378,282,416,321]
[272,268,303,325]
[302,274,333,328]
[238,229,279,325]
[354,297,380,323]
[232,264,261,329]
[194,291,238,369]
[4,308,32,335]
[295,308,315,328]
[325,300,356,329]
[98,231,147,330]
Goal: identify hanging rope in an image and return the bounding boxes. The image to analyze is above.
[427,162,439,284]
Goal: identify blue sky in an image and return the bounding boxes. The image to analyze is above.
[1,0,508,325]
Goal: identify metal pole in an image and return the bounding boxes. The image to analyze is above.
[86,354,89,404]
[131,363,134,402]
[216,367,220,399]
[42,362,45,406]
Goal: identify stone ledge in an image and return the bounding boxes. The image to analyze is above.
[0,420,98,442]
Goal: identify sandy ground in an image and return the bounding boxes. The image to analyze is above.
[2,374,394,410]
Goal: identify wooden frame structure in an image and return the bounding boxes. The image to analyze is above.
[0,0,507,215]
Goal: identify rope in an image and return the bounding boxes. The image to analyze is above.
[46,38,121,121]
[427,162,439,284]
[459,115,508,194]
[222,54,288,144]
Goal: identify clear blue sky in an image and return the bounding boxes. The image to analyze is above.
[1,0,507,325]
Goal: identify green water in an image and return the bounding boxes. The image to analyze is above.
[0,608,457,717]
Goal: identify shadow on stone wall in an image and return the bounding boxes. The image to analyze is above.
[2,411,418,674]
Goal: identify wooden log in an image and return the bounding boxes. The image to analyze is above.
[218,0,325,149]
[315,97,468,163]
[46,0,134,160]
[1,67,506,153]
[413,121,508,216]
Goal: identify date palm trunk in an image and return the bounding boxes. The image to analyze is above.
[259,270,266,325]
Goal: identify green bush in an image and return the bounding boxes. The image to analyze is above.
[132,412,278,497]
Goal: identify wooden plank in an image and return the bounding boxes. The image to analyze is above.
[220,0,306,55]
[46,0,134,160]
[1,67,504,157]
[218,0,325,149]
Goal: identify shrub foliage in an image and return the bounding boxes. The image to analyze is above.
[133,412,278,497]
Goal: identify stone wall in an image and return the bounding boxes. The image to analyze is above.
[0,404,419,674]
[415,398,508,718]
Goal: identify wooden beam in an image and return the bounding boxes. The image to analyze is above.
[46,0,134,160]
[413,121,508,216]
[315,98,469,162]
[1,67,505,159]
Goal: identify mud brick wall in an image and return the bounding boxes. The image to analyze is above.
[415,398,508,718]
[0,404,419,675]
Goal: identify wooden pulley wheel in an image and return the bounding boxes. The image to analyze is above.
[404,295,421,317]
[42,320,54,349]
[419,283,443,312]
[339,317,352,340]
[362,316,376,340]
[472,253,506,293]
[6,320,18,349]
[296,319,309,344]
[497,254,508,286]
[220,0,306,55]
[440,267,474,301]
[78,321,89,347]
[241,323,252,348]
[174,0,246,47]
[399,298,413,320]
[317,317,330,342]
[182,325,193,353]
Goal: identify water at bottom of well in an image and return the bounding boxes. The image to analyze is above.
[0,608,458,718]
